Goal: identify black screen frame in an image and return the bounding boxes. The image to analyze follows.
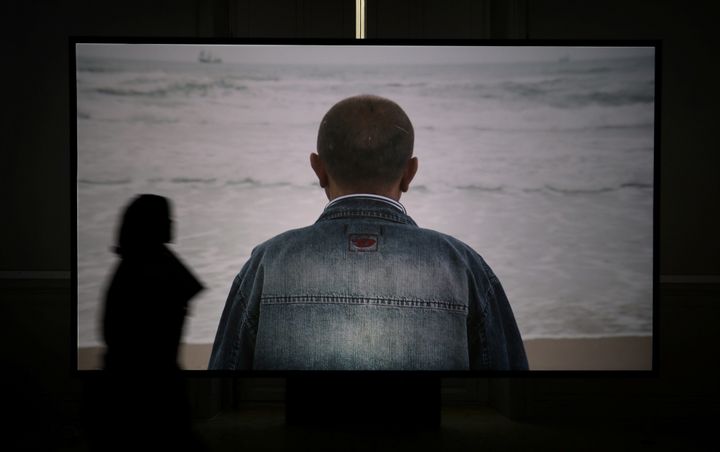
[70,37,661,378]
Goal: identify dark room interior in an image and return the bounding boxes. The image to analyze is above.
[3,0,719,450]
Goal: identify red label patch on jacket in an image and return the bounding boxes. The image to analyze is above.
[349,234,378,252]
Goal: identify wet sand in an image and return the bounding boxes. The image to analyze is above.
[77,335,652,371]
[523,335,652,370]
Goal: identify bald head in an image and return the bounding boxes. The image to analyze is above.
[317,95,414,191]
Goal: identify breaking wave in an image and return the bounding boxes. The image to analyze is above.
[78,178,131,185]
[96,78,249,98]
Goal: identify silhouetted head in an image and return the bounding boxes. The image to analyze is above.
[115,194,172,256]
[314,94,416,197]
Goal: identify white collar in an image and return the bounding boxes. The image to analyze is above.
[325,193,406,214]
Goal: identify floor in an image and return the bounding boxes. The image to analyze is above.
[194,405,713,452]
[35,403,714,452]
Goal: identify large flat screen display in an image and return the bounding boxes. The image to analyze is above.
[74,40,656,372]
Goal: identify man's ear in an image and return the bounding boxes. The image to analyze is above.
[399,157,418,193]
[310,153,329,188]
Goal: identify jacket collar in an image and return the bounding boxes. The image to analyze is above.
[316,194,416,226]
[324,193,406,214]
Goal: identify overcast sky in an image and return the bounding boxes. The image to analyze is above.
[76,43,654,65]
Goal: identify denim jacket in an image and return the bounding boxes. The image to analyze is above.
[209,195,528,371]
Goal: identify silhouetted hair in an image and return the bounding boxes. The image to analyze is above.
[317,95,414,189]
[115,194,171,256]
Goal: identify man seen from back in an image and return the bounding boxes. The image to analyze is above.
[209,94,528,371]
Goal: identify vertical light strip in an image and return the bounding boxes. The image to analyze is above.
[356,0,366,39]
[361,0,366,39]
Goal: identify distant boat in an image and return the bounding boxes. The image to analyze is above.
[198,49,222,64]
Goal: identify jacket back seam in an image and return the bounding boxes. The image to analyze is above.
[261,295,468,313]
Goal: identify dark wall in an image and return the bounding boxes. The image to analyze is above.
[3,0,719,446]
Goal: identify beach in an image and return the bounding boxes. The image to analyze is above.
[77,335,652,371]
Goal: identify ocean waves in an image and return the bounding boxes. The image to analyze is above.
[76,53,655,346]
[565,89,654,107]
[78,178,132,185]
[79,176,307,188]
[464,182,652,196]
[462,79,655,108]
[95,78,249,98]
[78,176,652,196]
[81,57,654,112]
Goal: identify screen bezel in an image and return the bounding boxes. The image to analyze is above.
[70,37,660,377]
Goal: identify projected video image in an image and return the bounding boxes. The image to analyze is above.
[75,44,654,371]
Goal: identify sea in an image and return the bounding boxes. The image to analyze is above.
[76,52,655,347]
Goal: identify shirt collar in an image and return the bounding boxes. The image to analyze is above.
[324,193,407,214]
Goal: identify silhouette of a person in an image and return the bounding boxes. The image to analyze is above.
[102,194,203,371]
[85,194,204,451]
